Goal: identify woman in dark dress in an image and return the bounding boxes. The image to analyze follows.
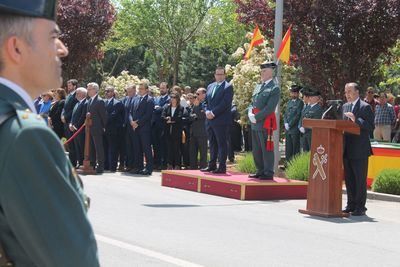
[49,88,66,139]
[162,92,186,170]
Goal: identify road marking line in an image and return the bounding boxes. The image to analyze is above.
[95,234,204,267]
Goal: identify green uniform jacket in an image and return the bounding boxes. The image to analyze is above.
[250,80,280,131]
[284,98,304,133]
[0,84,99,267]
[299,103,324,135]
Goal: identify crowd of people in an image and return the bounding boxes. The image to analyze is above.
[35,68,242,175]
[34,72,400,176]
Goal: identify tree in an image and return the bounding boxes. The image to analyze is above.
[377,40,400,95]
[179,42,235,88]
[235,0,400,99]
[111,0,214,85]
[57,0,116,81]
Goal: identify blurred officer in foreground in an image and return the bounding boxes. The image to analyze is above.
[0,1,99,266]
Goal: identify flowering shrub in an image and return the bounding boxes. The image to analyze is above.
[101,71,160,98]
[226,40,298,127]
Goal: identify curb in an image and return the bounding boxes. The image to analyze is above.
[342,189,400,203]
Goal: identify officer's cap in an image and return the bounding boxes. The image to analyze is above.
[301,87,320,97]
[290,85,302,93]
[260,61,277,70]
[0,0,57,21]
[306,88,321,97]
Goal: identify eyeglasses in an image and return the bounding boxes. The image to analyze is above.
[367,91,374,94]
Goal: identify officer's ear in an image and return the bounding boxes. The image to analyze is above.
[4,36,26,65]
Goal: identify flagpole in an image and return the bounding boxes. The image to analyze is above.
[273,0,284,172]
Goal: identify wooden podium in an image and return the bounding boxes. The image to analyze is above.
[299,119,360,217]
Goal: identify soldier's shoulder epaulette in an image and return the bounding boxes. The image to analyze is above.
[15,109,46,128]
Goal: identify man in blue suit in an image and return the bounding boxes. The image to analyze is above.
[104,86,124,172]
[70,87,88,168]
[152,82,170,170]
[342,82,375,216]
[201,67,234,174]
[62,79,79,166]
[122,84,137,171]
[129,82,155,175]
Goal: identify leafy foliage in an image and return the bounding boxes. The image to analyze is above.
[58,0,116,81]
[235,0,400,99]
[285,152,310,181]
[236,152,256,173]
[109,0,214,84]
[377,40,400,95]
[179,43,235,88]
[372,169,400,195]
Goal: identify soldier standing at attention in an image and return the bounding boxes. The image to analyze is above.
[0,1,99,266]
[284,85,304,163]
[248,62,280,180]
[298,88,323,152]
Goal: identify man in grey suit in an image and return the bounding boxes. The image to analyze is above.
[298,88,323,152]
[87,82,107,174]
[189,87,208,169]
[248,62,280,180]
[284,85,304,163]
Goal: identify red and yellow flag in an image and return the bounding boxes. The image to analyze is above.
[277,24,292,64]
[244,25,264,60]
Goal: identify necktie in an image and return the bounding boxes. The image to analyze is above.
[87,98,92,110]
[349,103,353,112]
[212,84,219,98]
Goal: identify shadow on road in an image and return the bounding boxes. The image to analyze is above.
[303,215,378,224]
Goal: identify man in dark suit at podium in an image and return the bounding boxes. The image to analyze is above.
[201,67,234,174]
[343,82,375,216]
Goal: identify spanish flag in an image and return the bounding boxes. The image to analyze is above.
[277,24,292,64]
[244,25,264,60]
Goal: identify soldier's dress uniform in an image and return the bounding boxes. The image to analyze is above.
[298,89,323,152]
[248,62,280,179]
[0,1,99,266]
[284,85,304,163]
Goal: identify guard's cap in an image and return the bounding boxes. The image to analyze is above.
[290,85,302,93]
[306,88,321,97]
[301,87,320,97]
[260,61,277,69]
[0,0,57,21]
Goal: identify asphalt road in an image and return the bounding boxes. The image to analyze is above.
[82,172,400,267]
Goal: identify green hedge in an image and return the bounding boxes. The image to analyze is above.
[236,152,257,174]
[285,152,310,181]
[372,169,400,195]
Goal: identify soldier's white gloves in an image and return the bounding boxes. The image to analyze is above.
[299,127,305,133]
[284,123,289,131]
[248,108,256,124]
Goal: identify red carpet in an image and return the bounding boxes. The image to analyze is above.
[161,170,307,200]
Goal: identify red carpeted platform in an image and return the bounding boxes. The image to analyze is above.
[161,170,307,200]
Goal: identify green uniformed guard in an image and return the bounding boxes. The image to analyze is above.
[298,88,323,152]
[284,85,304,163]
[248,62,280,180]
[0,1,99,266]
